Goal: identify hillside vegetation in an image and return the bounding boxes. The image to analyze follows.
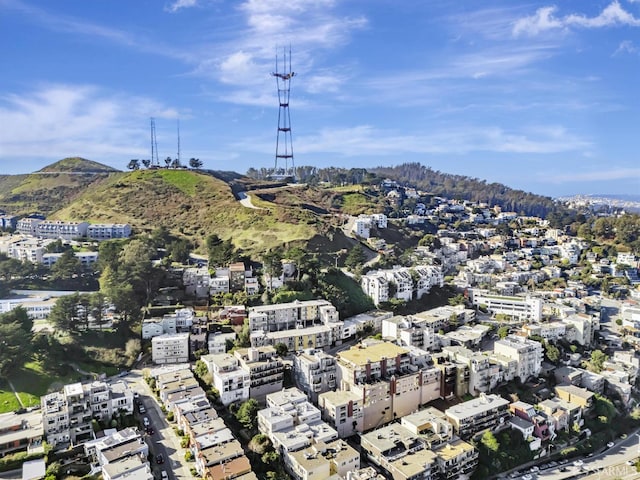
[51,167,321,254]
[0,157,118,215]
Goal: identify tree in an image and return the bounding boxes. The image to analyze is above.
[189,158,203,169]
[585,349,608,373]
[48,293,81,332]
[206,234,235,267]
[0,312,31,375]
[274,343,288,357]
[497,325,510,339]
[544,342,560,364]
[141,159,151,168]
[263,249,283,290]
[345,244,366,271]
[164,156,172,167]
[171,158,182,168]
[480,431,500,453]
[50,250,82,282]
[235,399,259,430]
[127,159,140,170]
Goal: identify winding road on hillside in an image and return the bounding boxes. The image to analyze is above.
[237,190,262,209]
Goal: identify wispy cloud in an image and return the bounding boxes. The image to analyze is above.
[548,168,640,183]
[0,85,178,161]
[165,0,198,13]
[513,1,640,37]
[614,40,639,55]
[236,124,591,157]
[0,0,193,61]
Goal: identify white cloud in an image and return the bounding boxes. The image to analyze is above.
[614,39,638,55]
[0,85,177,161]
[165,0,198,13]
[513,1,640,37]
[237,124,590,157]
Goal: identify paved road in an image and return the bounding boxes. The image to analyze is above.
[123,371,189,480]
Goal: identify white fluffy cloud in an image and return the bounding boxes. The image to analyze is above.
[0,85,177,162]
[165,0,198,13]
[513,1,640,37]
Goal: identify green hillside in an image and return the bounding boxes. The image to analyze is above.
[0,157,118,215]
[52,168,320,254]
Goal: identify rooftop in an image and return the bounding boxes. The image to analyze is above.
[339,341,408,367]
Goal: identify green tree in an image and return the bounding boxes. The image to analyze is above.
[274,343,288,357]
[544,342,560,363]
[0,311,31,375]
[263,249,284,290]
[497,325,510,339]
[480,431,500,453]
[206,234,235,267]
[235,399,259,430]
[48,293,81,331]
[189,158,203,169]
[344,244,366,271]
[585,349,608,374]
[49,250,82,282]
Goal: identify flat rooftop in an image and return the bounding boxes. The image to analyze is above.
[339,342,408,367]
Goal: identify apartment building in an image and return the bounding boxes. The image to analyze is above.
[522,321,566,342]
[201,353,250,406]
[234,346,284,401]
[293,349,337,403]
[0,411,43,457]
[16,217,43,236]
[318,390,363,438]
[563,313,598,346]
[337,341,410,385]
[444,393,510,440]
[42,381,134,448]
[248,299,338,333]
[285,439,359,480]
[509,401,552,441]
[251,323,335,352]
[86,223,131,240]
[360,272,389,306]
[151,333,190,364]
[467,289,543,321]
[35,221,89,240]
[399,407,453,449]
[442,346,499,395]
[493,335,543,382]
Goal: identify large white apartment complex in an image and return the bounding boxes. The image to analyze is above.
[467,289,543,321]
[361,265,444,306]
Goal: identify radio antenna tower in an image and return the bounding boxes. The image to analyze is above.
[150,117,159,166]
[176,119,181,164]
[272,46,296,179]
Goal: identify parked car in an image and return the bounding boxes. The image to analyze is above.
[160,471,168,480]
[138,405,146,413]
[143,417,150,427]
[607,441,615,448]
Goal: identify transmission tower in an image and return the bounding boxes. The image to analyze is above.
[176,119,181,165]
[150,117,159,167]
[272,47,296,179]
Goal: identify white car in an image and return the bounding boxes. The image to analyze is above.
[607,441,614,448]
[143,417,150,427]
[521,475,533,480]
[573,459,584,467]
[160,472,169,480]
[530,466,539,473]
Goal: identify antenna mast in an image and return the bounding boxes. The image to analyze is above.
[177,119,181,164]
[150,117,159,166]
[271,46,296,180]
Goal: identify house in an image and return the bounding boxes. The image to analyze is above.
[151,333,190,364]
[493,335,543,382]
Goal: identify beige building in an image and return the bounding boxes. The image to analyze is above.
[493,335,543,382]
[444,394,510,440]
[234,346,284,401]
[318,390,363,438]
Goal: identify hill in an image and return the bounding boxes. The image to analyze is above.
[52,168,321,254]
[0,157,118,216]
[370,163,560,218]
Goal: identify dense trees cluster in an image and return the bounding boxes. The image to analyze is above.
[0,307,32,375]
[371,163,562,218]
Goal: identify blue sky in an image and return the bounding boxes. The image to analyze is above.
[0,0,639,197]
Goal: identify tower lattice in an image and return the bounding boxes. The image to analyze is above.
[272,47,296,179]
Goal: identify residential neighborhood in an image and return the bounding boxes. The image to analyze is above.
[1,178,640,480]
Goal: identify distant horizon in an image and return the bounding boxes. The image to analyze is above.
[1,157,638,201]
[1,1,639,197]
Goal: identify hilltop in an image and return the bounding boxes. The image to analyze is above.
[0,157,119,216]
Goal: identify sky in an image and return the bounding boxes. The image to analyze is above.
[0,0,639,198]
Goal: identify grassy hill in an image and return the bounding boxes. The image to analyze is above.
[52,168,322,254]
[0,157,118,216]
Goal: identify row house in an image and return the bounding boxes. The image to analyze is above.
[16,217,44,236]
[444,393,510,440]
[361,266,444,306]
[293,349,337,403]
[207,331,236,354]
[509,401,552,441]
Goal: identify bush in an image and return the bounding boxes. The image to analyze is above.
[0,452,45,472]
